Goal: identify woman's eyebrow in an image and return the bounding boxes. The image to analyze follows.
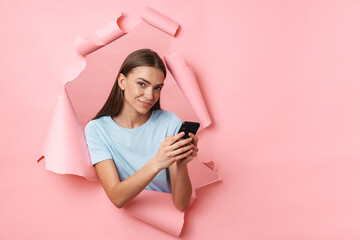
[137,77,164,86]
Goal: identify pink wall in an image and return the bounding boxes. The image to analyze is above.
[1,0,360,239]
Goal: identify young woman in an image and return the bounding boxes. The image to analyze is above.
[84,49,198,211]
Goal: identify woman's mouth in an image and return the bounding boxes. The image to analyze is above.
[138,99,153,107]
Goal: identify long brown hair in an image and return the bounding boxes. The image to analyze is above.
[92,49,167,120]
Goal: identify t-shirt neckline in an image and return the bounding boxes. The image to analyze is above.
[108,110,156,132]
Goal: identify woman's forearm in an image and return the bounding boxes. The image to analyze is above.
[172,163,192,211]
[108,159,159,208]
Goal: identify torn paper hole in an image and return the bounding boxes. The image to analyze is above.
[39,9,220,236]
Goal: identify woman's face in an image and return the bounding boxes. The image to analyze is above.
[118,66,165,115]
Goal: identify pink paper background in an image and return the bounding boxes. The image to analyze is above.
[1,0,360,239]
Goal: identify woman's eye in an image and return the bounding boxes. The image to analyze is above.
[155,87,162,91]
[137,82,145,87]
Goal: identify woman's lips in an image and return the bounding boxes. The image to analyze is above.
[138,99,153,107]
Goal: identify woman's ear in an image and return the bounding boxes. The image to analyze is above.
[117,73,126,90]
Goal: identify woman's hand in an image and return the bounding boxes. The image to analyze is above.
[177,133,199,166]
[151,132,194,172]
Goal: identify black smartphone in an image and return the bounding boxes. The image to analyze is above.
[177,121,200,139]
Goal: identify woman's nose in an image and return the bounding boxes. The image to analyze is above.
[144,88,154,100]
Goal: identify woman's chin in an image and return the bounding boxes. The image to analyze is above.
[136,107,151,115]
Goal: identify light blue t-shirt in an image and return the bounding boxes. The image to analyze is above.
[84,109,182,193]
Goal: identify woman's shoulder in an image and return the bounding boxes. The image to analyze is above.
[153,109,181,121]
[152,110,182,132]
[84,116,110,133]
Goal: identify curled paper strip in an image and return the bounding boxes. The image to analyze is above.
[42,89,97,181]
[75,14,126,57]
[141,7,179,36]
[96,16,126,45]
[165,52,212,129]
[75,37,102,58]
[123,190,185,236]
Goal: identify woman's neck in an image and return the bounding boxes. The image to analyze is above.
[112,107,152,129]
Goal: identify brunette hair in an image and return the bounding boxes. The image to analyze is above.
[92,49,166,120]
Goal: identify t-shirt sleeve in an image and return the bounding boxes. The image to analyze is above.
[166,113,183,136]
[84,121,113,166]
